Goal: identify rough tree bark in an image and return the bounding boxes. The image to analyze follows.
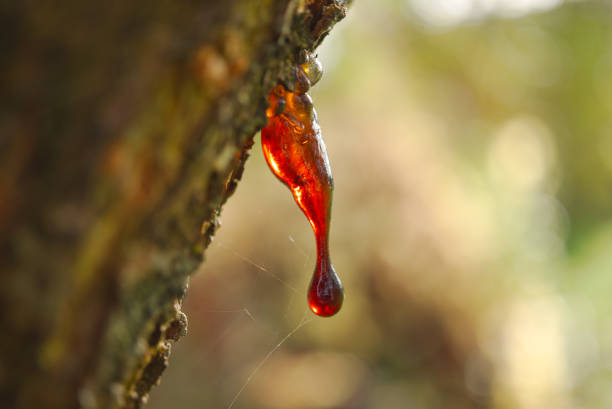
[0,1,347,408]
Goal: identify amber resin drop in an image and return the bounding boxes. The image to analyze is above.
[261,58,343,317]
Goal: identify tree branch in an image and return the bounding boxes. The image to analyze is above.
[0,1,347,408]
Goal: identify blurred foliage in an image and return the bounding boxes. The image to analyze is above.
[149,1,612,409]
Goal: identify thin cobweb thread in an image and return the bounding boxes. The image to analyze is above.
[225,311,313,409]
[216,241,298,293]
[200,308,255,322]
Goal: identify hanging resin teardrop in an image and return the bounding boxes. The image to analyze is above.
[261,57,343,317]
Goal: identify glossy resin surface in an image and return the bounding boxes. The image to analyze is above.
[261,58,343,317]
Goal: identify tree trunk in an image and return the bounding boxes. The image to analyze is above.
[0,1,346,408]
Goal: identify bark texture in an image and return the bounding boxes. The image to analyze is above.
[0,1,347,408]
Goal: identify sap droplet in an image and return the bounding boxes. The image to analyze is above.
[302,54,323,86]
[308,258,343,317]
[261,58,343,317]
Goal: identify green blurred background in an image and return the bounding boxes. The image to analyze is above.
[150,1,612,408]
